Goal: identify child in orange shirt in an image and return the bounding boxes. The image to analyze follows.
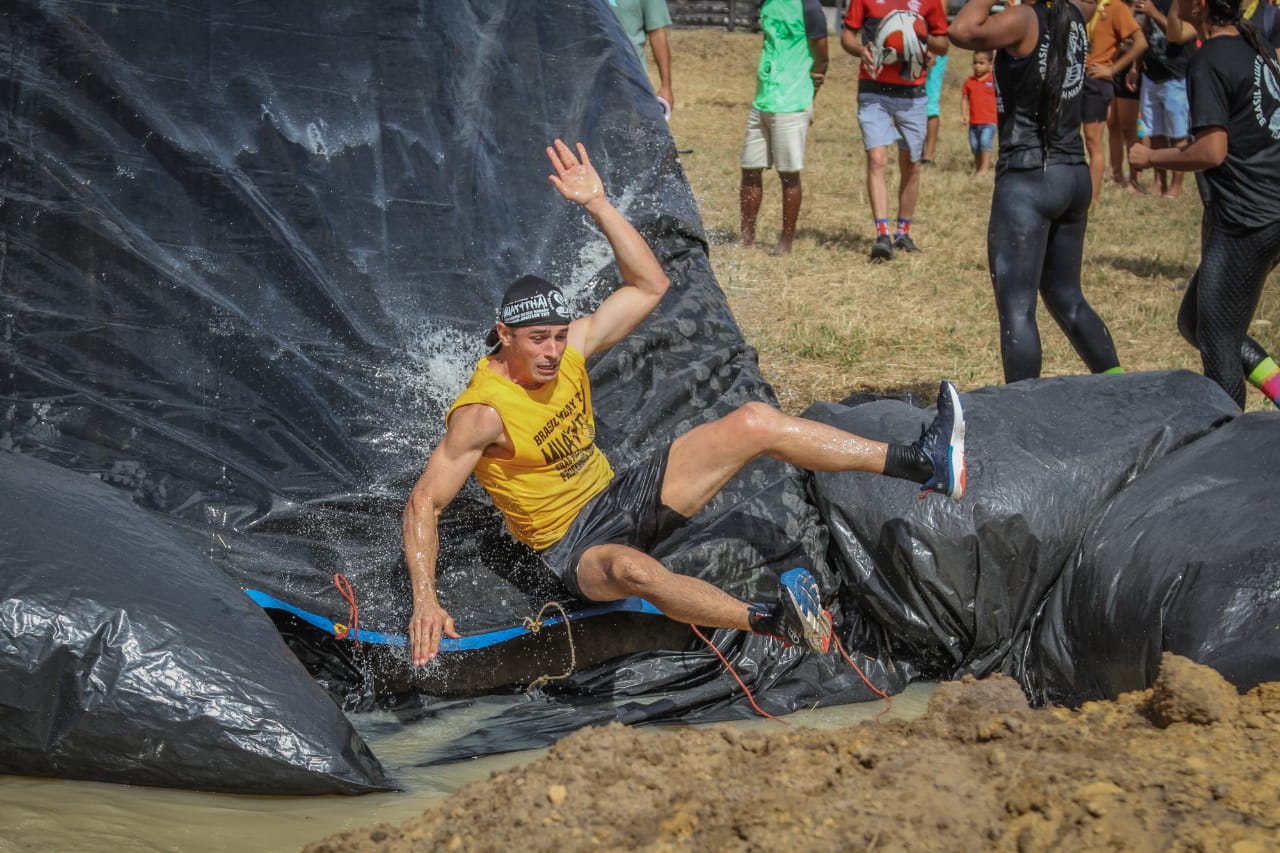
[961,51,998,176]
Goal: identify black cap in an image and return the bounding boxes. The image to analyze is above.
[485,275,571,351]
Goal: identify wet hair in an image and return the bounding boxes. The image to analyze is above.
[1204,0,1239,23]
[1038,0,1077,161]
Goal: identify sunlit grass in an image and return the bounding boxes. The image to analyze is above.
[664,28,1279,412]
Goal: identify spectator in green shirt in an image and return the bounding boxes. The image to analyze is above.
[737,0,830,256]
[608,0,675,114]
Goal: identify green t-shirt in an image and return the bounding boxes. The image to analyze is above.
[608,0,673,71]
[753,0,827,114]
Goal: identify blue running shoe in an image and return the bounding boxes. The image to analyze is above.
[749,568,832,653]
[916,380,966,500]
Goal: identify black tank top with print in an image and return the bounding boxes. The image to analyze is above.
[994,2,1088,172]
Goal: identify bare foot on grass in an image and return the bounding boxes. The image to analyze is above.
[767,240,793,256]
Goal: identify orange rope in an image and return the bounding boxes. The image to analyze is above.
[333,573,360,646]
[694,618,894,724]
[832,633,893,719]
[691,625,786,725]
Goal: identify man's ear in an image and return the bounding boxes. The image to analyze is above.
[496,322,513,347]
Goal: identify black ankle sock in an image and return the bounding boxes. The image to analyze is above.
[883,442,932,484]
[748,602,781,636]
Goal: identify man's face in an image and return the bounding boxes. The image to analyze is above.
[500,323,570,387]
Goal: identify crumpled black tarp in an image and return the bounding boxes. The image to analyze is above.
[0,451,391,794]
[5,0,1280,792]
[805,371,1238,681]
[1026,410,1280,705]
[1,0,905,788]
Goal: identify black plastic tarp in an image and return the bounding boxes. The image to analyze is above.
[1,0,902,788]
[1027,410,1280,705]
[0,450,391,794]
[805,371,1238,680]
[5,0,1280,794]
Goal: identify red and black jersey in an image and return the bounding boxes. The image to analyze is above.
[844,0,949,93]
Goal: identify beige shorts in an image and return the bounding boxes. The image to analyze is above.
[740,106,814,173]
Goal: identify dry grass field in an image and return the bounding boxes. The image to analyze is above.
[663,27,1280,413]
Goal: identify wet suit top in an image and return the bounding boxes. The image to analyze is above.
[447,346,615,550]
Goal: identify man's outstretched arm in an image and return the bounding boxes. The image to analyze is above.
[648,26,673,109]
[402,404,504,665]
[545,140,670,359]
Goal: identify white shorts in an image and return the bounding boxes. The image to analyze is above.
[740,106,814,173]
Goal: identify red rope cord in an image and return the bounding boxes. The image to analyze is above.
[691,625,786,724]
[333,573,360,646]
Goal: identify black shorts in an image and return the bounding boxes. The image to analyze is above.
[537,444,689,599]
[1082,77,1114,124]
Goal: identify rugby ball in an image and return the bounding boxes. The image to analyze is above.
[873,10,928,80]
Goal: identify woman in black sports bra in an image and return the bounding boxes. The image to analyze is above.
[1130,0,1280,408]
[951,0,1123,383]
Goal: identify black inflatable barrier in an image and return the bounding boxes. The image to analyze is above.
[805,371,1238,681]
[5,0,1277,787]
[0,0,887,782]
[1027,410,1280,705]
[0,451,391,795]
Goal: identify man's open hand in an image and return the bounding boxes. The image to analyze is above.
[547,139,605,207]
[408,601,459,666]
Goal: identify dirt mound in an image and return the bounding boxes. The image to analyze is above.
[308,654,1280,852]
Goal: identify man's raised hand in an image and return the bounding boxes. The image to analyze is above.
[547,139,605,207]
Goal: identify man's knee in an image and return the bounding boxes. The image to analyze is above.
[725,400,786,446]
[778,171,800,188]
[600,552,664,594]
[866,147,890,172]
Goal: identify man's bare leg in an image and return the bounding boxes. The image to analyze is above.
[897,146,922,221]
[866,146,891,222]
[577,543,751,629]
[1083,121,1107,206]
[660,402,889,518]
[738,168,764,247]
[770,171,802,256]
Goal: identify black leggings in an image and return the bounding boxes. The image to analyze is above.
[988,163,1120,382]
[1178,206,1280,407]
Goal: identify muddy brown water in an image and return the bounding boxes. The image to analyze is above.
[0,686,935,852]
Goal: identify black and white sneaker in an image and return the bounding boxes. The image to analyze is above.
[749,568,832,654]
[894,232,920,253]
[869,233,895,263]
[915,380,966,500]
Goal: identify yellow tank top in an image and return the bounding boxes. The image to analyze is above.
[446,346,614,550]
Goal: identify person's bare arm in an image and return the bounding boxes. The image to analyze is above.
[545,140,669,359]
[1113,27,1147,75]
[647,27,673,109]
[1091,27,1147,79]
[841,26,868,62]
[1162,2,1195,42]
[402,404,505,665]
[810,36,829,93]
[949,0,1037,54]
[1129,127,1228,172]
[1132,0,1168,32]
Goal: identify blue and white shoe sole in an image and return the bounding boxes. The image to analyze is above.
[779,568,831,653]
[940,381,966,500]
